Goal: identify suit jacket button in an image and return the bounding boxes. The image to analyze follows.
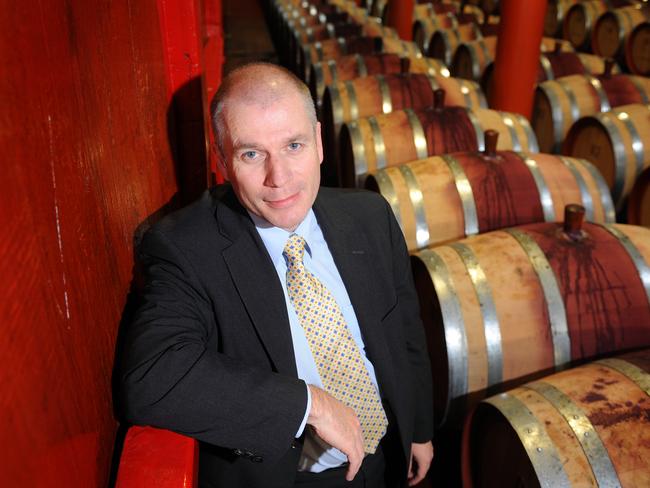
[251,455,263,463]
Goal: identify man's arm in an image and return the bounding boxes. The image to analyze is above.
[120,228,307,463]
[385,198,435,443]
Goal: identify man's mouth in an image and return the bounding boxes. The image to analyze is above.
[265,191,299,208]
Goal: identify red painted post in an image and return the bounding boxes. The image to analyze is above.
[203,0,225,184]
[489,0,548,119]
[386,0,415,40]
[156,0,210,201]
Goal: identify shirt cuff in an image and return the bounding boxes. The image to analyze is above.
[296,381,311,438]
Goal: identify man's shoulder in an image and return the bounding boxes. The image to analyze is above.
[317,186,389,216]
[144,186,241,243]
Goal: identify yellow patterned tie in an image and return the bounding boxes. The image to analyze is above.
[283,233,388,454]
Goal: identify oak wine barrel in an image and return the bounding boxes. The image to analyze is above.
[481,48,619,99]
[463,349,650,487]
[381,37,423,59]
[451,36,497,81]
[360,19,399,39]
[531,70,650,153]
[592,4,650,63]
[309,53,407,109]
[365,134,614,251]
[292,22,363,74]
[412,11,459,52]
[321,72,458,185]
[453,36,573,81]
[408,56,451,77]
[563,103,650,209]
[321,74,486,183]
[428,23,483,66]
[625,21,650,75]
[282,5,347,68]
[465,0,500,16]
[301,35,383,81]
[339,89,538,187]
[544,0,581,37]
[411,211,650,428]
[563,0,609,50]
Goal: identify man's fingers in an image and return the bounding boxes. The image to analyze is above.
[345,452,362,481]
[344,432,364,481]
[407,464,426,486]
[408,441,434,486]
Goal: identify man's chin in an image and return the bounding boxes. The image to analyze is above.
[264,211,304,233]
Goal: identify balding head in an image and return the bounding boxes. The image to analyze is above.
[210,63,317,159]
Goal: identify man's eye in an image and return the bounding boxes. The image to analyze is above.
[288,142,301,151]
[242,150,257,160]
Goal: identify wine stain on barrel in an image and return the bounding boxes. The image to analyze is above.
[419,107,478,155]
[465,152,544,232]
[589,402,650,428]
[530,224,638,359]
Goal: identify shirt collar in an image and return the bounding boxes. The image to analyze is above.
[248,209,317,267]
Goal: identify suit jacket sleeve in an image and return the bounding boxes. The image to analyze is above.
[120,227,307,463]
[385,197,434,443]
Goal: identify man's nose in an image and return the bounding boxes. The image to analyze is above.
[264,154,290,187]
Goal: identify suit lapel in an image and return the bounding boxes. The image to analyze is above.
[216,190,298,377]
[313,192,397,401]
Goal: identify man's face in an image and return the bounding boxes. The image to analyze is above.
[220,91,323,232]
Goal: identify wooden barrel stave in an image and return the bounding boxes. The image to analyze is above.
[627,166,650,226]
[412,222,650,428]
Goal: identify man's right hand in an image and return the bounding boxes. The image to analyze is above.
[307,385,365,481]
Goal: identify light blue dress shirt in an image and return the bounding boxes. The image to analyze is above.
[249,209,381,472]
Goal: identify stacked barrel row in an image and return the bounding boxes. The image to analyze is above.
[263,2,650,486]
[530,58,650,220]
[545,0,650,75]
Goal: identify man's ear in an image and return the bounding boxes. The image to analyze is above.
[216,153,229,181]
[316,121,323,165]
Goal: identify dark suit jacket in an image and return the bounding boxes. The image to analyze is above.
[121,185,433,487]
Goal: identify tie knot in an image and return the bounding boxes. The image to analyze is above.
[283,233,307,263]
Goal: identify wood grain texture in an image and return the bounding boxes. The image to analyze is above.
[0,0,210,485]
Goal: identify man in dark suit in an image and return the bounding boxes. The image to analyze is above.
[121,63,433,488]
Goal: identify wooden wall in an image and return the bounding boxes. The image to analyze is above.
[0,0,220,485]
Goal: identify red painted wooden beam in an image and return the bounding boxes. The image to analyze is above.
[489,0,548,119]
[115,426,198,488]
[386,0,415,40]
